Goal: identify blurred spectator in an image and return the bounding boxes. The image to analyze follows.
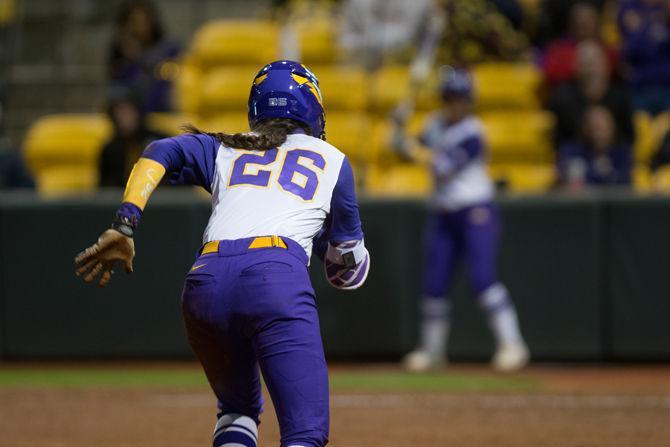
[618,0,670,115]
[98,89,165,187]
[109,0,179,114]
[340,0,432,70]
[548,40,634,149]
[535,0,607,46]
[0,96,34,189]
[557,106,632,188]
[541,2,617,88]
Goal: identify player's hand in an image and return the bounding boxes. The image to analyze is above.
[74,229,135,287]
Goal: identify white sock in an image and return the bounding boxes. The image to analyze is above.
[478,283,523,347]
[419,296,451,357]
[213,413,258,447]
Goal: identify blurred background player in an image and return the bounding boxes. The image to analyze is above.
[75,60,370,447]
[392,67,529,372]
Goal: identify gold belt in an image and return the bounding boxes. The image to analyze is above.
[200,236,288,255]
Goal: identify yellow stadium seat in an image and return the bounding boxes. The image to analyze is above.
[634,111,670,163]
[23,114,112,194]
[37,166,99,195]
[371,114,430,159]
[651,165,670,192]
[314,66,369,111]
[296,18,339,64]
[199,66,260,115]
[488,164,555,193]
[365,163,432,197]
[173,63,203,115]
[472,63,540,110]
[634,164,652,192]
[480,111,554,163]
[203,112,251,134]
[146,113,203,136]
[0,0,16,25]
[370,66,439,114]
[326,112,376,163]
[190,20,279,68]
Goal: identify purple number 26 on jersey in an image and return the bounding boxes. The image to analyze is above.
[278,149,325,201]
[228,148,278,188]
[228,148,325,201]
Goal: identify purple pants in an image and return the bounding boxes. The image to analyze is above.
[181,237,329,447]
[423,203,501,298]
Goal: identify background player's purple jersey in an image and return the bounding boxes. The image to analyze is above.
[421,115,495,210]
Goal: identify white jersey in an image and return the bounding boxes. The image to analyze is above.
[422,115,494,211]
[203,133,346,256]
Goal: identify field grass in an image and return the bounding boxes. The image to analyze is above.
[0,365,540,392]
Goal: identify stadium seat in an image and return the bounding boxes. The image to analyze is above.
[365,163,432,197]
[146,113,202,136]
[326,112,376,163]
[314,66,369,111]
[296,18,339,65]
[23,114,112,194]
[189,20,279,68]
[488,163,555,193]
[472,62,541,110]
[480,110,554,163]
[370,66,439,114]
[651,165,670,192]
[203,112,251,134]
[634,164,652,192]
[634,111,670,163]
[371,114,431,159]
[199,66,260,115]
[173,62,203,115]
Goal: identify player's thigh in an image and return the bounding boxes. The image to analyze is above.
[181,264,263,420]
[462,204,501,294]
[423,212,461,297]
[241,266,329,446]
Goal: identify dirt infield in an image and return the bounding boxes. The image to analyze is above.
[1,363,669,447]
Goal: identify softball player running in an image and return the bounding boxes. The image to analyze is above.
[75,60,370,447]
[393,67,528,372]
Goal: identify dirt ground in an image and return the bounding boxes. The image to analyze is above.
[1,364,669,447]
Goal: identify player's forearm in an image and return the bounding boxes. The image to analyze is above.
[112,157,166,237]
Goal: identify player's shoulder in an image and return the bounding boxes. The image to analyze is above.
[448,116,483,141]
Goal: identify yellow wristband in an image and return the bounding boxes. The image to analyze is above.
[122,158,166,210]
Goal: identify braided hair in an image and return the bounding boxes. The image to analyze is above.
[181,119,308,151]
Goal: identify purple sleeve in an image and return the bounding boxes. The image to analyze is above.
[141,133,220,192]
[433,136,483,177]
[326,157,364,243]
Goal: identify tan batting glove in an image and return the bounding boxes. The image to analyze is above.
[74,229,135,287]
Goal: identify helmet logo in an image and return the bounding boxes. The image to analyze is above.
[269,97,288,106]
[254,74,268,86]
[291,73,323,106]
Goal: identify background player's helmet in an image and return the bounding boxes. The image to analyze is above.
[439,66,474,101]
[248,60,326,139]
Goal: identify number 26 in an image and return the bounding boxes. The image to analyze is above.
[228,148,326,201]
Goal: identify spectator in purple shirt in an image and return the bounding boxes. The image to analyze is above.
[109,0,180,114]
[558,105,632,189]
[618,0,670,115]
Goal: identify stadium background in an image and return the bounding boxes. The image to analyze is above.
[1,0,670,446]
